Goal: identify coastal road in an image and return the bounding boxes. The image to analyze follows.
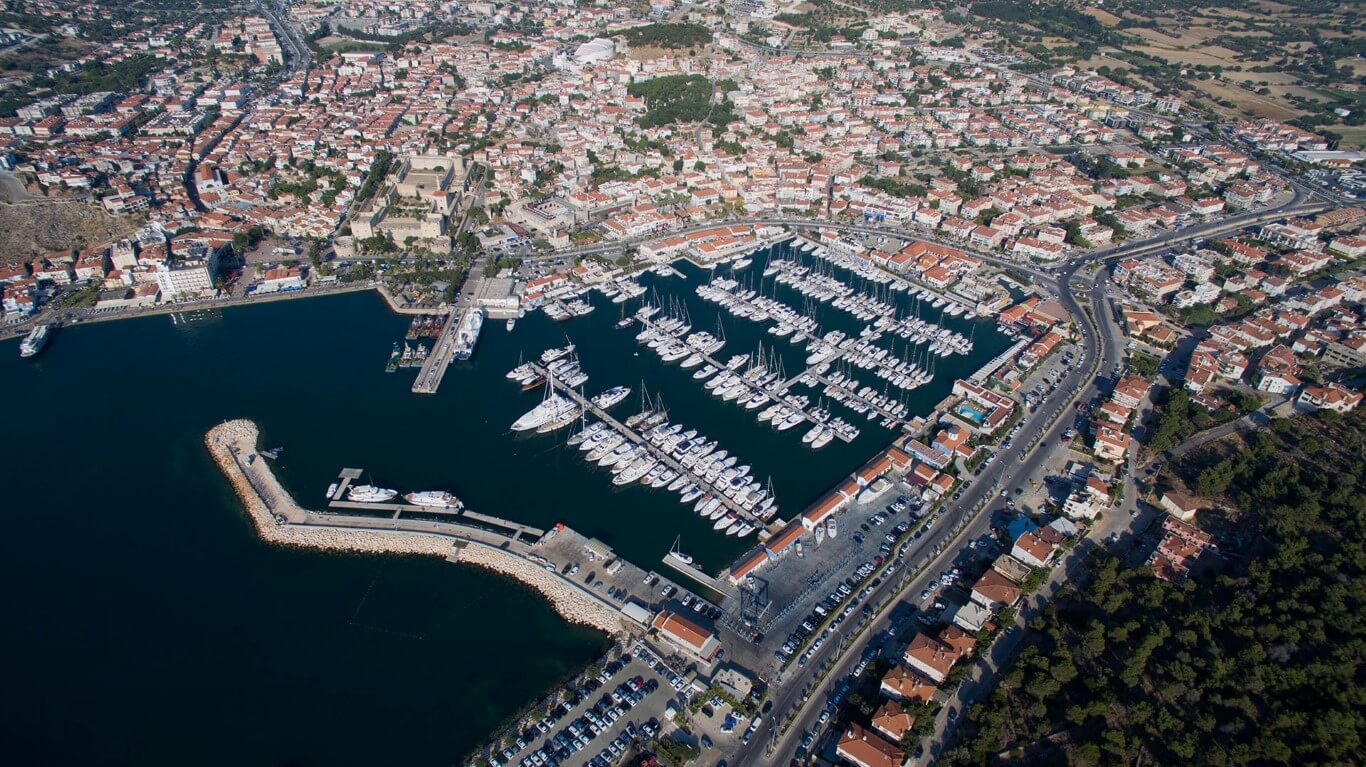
[506,191,1325,271]
[908,254,1124,764]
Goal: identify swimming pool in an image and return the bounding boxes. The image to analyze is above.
[956,404,986,424]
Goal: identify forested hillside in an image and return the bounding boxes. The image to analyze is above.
[944,410,1365,766]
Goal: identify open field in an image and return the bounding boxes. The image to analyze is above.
[1082,8,1122,27]
[1128,26,1219,49]
[1131,43,1253,68]
[315,35,388,52]
[1187,78,1302,121]
[1327,126,1366,151]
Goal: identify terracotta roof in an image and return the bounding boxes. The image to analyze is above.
[651,610,715,654]
[836,722,904,767]
[871,699,916,741]
[904,633,961,681]
[880,664,937,702]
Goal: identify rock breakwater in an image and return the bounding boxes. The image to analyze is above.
[205,419,623,634]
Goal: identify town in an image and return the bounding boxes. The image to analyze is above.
[2,2,1363,767]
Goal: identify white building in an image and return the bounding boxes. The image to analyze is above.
[155,264,215,301]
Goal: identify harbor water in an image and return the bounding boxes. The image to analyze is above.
[0,240,1010,765]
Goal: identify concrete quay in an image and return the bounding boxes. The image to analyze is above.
[411,307,460,394]
[205,419,624,634]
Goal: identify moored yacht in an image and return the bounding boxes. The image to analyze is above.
[347,484,397,503]
[404,490,462,509]
[591,386,631,410]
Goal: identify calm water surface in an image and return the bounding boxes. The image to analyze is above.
[0,242,1008,765]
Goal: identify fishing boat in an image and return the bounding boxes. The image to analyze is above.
[384,342,400,372]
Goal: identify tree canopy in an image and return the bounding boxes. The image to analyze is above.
[944,409,1366,766]
[627,74,724,128]
[618,23,712,49]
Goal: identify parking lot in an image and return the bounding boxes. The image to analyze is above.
[711,478,955,681]
[487,643,692,767]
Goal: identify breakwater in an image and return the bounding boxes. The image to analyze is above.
[206,418,624,635]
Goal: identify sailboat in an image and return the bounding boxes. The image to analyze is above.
[669,535,694,566]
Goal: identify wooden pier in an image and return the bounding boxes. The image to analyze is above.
[531,362,773,532]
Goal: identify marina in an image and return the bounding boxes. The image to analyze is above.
[2,251,1016,766]
[525,360,779,539]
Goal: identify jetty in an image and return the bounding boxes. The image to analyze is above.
[206,419,711,636]
[661,551,735,598]
[530,361,775,533]
[411,307,460,394]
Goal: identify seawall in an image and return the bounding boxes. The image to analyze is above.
[205,419,624,635]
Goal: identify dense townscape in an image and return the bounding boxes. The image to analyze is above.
[3,1,1363,767]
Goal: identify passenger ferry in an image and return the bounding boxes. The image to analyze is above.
[19,324,51,358]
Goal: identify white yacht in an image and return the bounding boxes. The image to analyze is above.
[591,386,631,410]
[404,491,461,509]
[452,308,485,361]
[347,485,397,503]
[19,324,51,358]
[511,392,577,431]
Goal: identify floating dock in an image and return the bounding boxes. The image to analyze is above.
[634,314,856,441]
[805,371,913,429]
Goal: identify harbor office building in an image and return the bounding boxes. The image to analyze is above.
[650,610,721,664]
